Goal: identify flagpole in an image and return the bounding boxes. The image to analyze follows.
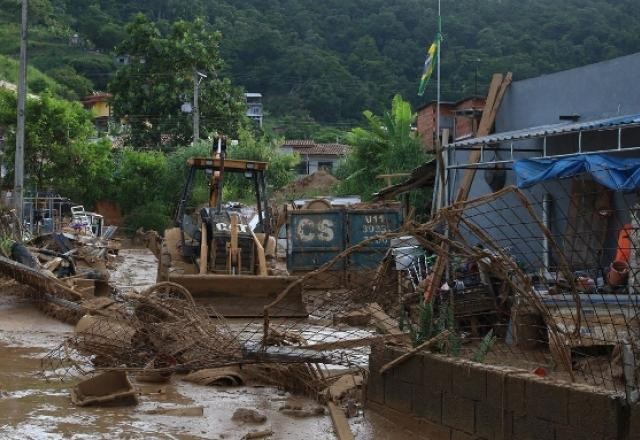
[430,0,443,216]
[436,0,445,209]
[436,0,441,149]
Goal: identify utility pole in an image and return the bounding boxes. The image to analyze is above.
[192,70,206,145]
[193,71,200,144]
[15,0,27,226]
[474,58,481,95]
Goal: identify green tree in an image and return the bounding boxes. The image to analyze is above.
[337,94,427,201]
[0,89,114,206]
[6,0,640,130]
[47,65,93,100]
[53,137,115,206]
[108,14,245,150]
[224,127,298,202]
[112,147,173,233]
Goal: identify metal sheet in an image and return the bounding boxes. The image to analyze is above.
[448,113,640,148]
[347,208,402,268]
[287,209,345,272]
[169,273,306,317]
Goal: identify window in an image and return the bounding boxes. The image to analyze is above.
[297,161,309,174]
[318,161,333,173]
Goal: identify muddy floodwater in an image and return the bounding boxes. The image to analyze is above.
[0,248,421,439]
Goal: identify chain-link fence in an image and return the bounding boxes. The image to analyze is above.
[41,173,640,401]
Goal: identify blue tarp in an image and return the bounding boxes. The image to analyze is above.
[513,154,640,192]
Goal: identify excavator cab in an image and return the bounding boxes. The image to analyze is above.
[157,137,306,317]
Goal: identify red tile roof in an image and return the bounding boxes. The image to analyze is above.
[282,140,350,156]
[82,92,112,105]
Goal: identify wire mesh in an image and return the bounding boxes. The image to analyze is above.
[40,174,640,397]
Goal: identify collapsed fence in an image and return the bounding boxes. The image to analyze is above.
[41,169,640,402]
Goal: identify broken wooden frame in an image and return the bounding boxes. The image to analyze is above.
[37,174,640,400]
[259,178,640,395]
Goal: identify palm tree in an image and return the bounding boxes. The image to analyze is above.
[337,94,428,200]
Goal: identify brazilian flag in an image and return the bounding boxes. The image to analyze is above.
[417,40,439,96]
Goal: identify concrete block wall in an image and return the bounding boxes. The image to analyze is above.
[366,344,637,440]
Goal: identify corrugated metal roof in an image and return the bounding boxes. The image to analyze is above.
[449,113,640,148]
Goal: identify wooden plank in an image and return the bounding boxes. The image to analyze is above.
[199,223,208,274]
[477,73,504,131]
[304,334,404,351]
[367,303,403,335]
[379,331,451,374]
[428,73,513,300]
[325,374,363,402]
[328,402,355,440]
[478,72,513,135]
[455,73,512,203]
[250,230,268,276]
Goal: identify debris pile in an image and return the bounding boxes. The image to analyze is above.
[43,282,243,377]
[5,170,637,437]
[0,204,121,324]
[270,182,640,394]
[272,170,338,200]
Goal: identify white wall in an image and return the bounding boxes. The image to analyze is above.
[297,155,340,175]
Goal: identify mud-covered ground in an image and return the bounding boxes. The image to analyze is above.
[0,248,421,439]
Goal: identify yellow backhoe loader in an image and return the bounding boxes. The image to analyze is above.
[156,137,306,317]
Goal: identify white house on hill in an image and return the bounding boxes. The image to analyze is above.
[280,140,350,176]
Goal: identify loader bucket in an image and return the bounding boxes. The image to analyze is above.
[168,274,307,318]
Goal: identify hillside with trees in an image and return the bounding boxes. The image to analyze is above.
[1,0,639,135]
[0,0,638,229]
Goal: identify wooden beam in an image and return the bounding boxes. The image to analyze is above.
[187,157,268,171]
[429,73,513,300]
[328,402,355,440]
[199,224,208,274]
[379,331,451,375]
[250,230,268,276]
[325,374,363,402]
[376,173,410,187]
[455,73,511,203]
[367,303,403,336]
[477,74,507,135]
[304,334,404,351]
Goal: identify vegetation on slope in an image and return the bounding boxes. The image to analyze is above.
[2,0,640,131]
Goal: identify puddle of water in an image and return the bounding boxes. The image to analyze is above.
[0,247,425,439]
[0,342,340,439]
[0,293,72,348]
[109,248,158,293]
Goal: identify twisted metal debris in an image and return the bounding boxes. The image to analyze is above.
[37,180,640,396]
[42,282,243,378]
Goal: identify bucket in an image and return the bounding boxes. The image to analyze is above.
[607,260,630,287]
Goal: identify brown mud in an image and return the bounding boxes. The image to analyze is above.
[0,249,420,439]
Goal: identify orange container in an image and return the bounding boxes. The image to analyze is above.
[615,224,633,263]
